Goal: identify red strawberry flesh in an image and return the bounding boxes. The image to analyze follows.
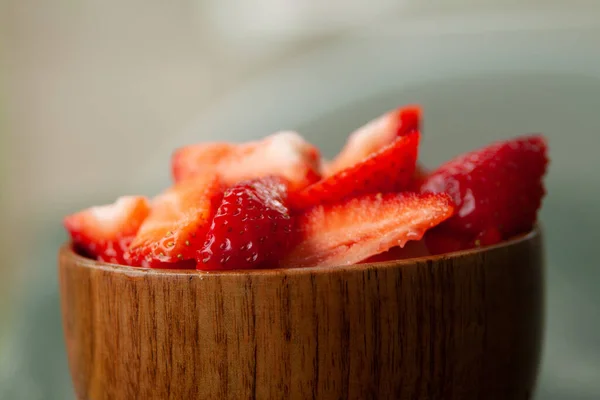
[64,196,151,265]
[423,226,473,255]
[198,177,294,270]
[172,131,321,192]
[293,131,420,209]
[359,240,431,263]
[326,105,421,176]
[407,164,429,191]
[64,105,550,267]
[421,135,548,238]
[282,192,455,268]
[129,174,222,267]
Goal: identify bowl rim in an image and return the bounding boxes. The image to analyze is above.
[60,226,540,277]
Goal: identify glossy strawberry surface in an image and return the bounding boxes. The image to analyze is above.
[64,196,150,265]
[172,131,321,192]
[282,192,454,268]
[197,177,294,270]
[421,135,548,239]
[292,132,420,209]
[129,174,222,267]
[63,105,549,269]
[325,105,421,176]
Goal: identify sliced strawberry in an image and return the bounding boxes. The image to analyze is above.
[129,174,222,267]
[325,105,421,176]
[292,132,420,209]
[197,177,294,270]
[281,192,455,268]
[141,259,197,270]
[407,163,429,191]
[423,226,472,255]
[424,225,503,255]
[172,131,322,192]
[64,196,151,265]
[421,135,548,238]
[359,240,431,264]
[474,227,503,247]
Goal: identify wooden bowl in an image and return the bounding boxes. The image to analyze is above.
[59,228,544,400]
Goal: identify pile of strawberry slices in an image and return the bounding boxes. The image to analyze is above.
[64,105,549,270]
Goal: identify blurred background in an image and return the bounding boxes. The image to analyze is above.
[2,0,600,399]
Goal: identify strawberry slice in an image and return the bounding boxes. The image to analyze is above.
[424,226,503,255]
[281,192,455,268]
[408,164,429,191]
[359,240,431,264]
[325,105,421,176]
[423,226,473,255]
[474,227,503,247]
[64,196,151,265]
[129,174,222,267]
[140,259,197,270]
[292,132,420,209]
[421,135,548,238]
[172,131,322,192]
[197,177,294,270]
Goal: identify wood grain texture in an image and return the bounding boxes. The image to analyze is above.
[59,229,544,400]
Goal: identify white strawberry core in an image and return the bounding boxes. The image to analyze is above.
[349,111,396,151]
[88,196,140,232]
[89,196,133,222]
[263,131,320,177]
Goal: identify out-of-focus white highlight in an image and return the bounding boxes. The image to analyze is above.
[199,0,600,41]
[202,0,404,37]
